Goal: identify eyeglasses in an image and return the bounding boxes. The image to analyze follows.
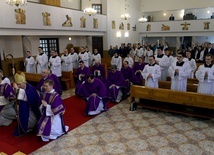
[177,56,182,58]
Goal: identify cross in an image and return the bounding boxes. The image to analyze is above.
[181,22,190,30]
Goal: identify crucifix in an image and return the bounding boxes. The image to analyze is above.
[181,22,190,30]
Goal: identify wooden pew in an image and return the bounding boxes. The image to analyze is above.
[167,77,199,84]
[61,71,75,89]
[142,79,198,92]
[158,81,198,92]
[101,57,112,70]
[130,85,214,118]
[24,72,42,83]
[21,71,75,90]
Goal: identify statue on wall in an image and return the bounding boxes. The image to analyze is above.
[119,22,124,30]
[127,23,130,30]
[15,8,26,24]
[181,22,190,30]
[161,24,170,31]
[93,18,98,28]
[146,24,151,31]
[204,22,210,29]
[112,20,116,29]
[80,16,86,28]
[42,12,51,26]
[62,15,73,27]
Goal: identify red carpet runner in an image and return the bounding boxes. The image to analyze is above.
[0,95,116,154]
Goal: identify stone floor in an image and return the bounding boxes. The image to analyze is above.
[30,89,214,155]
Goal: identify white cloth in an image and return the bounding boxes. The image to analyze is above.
[40,89,69,141]
[91,53,101,66]
[124,57,134,68]
[17,88,27,101]
[2,77,10,85]
[155,55,170,81]
[111,56,122,70]
[0,96,9,105]
[41,103,69,141]
[25,56,36,73]
[144,50,153,63]
[142,64,161,88]
[61,54,73,72]
[168,61,191,91]
[136,48,144,58]
[49,56,62,77]
[195,65,214,95]
[184,58,197,78]
[36,53,48,74]
[88,99,104,115]
[70,53,79,69]
[79,52,89,67]
[87,51,92,66]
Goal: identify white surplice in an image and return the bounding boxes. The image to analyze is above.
[168,61,191,92]
[61,54,73,72]
[195,64,214,95]
[25,56,36,73]
[49,56,62,77]
[36,53,48,74]
[142,64,161,88]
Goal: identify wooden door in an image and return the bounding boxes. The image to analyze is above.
[92,37,103,57]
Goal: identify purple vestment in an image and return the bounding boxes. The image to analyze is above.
[105,70,127,102]
[36,74,62,95]
[121,66,136,92]
[14,83,41,136]
[37,92,66,137]
[77,78,110,115]
[132,62,145,85]
[0,83,15,111]
[75,66,91,93]
[91,64,106,82]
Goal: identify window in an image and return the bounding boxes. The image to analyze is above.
[39,38,59,57]
[92,4,102,14]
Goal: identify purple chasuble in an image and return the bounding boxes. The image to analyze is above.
[36,74,62,95]
[75,66,91,93]
[0,83,15,111]
[133,62,145,85]
[14,83,41,136]
[91,64,106,82]
[37,92,66,136]
[105,70,127,101]
[77,78,110,115]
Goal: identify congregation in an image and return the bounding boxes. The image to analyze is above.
[0,41,213,143]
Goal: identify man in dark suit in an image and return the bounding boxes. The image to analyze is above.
[169,14,175,21]
[204,43,214,62]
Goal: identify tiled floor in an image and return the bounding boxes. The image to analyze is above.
[31,89,214,155]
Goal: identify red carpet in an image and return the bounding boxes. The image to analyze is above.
[0,95,116,154]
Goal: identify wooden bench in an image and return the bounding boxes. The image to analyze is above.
[130,85,214,118]
[61,71,75,89]
[19,71,75,90]
[24,72,42,83]
[142,79,198,92]
[167,77,199,84]
[158,81,198,92]
[101,57,112,70]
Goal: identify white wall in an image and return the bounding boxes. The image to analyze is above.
[0,1,107,34]
[60,0,80,9]
[105,0,141,49]
[0,35,89,59]
[141,0,214,12]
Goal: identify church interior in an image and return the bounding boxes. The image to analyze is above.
[0,0,214,154]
